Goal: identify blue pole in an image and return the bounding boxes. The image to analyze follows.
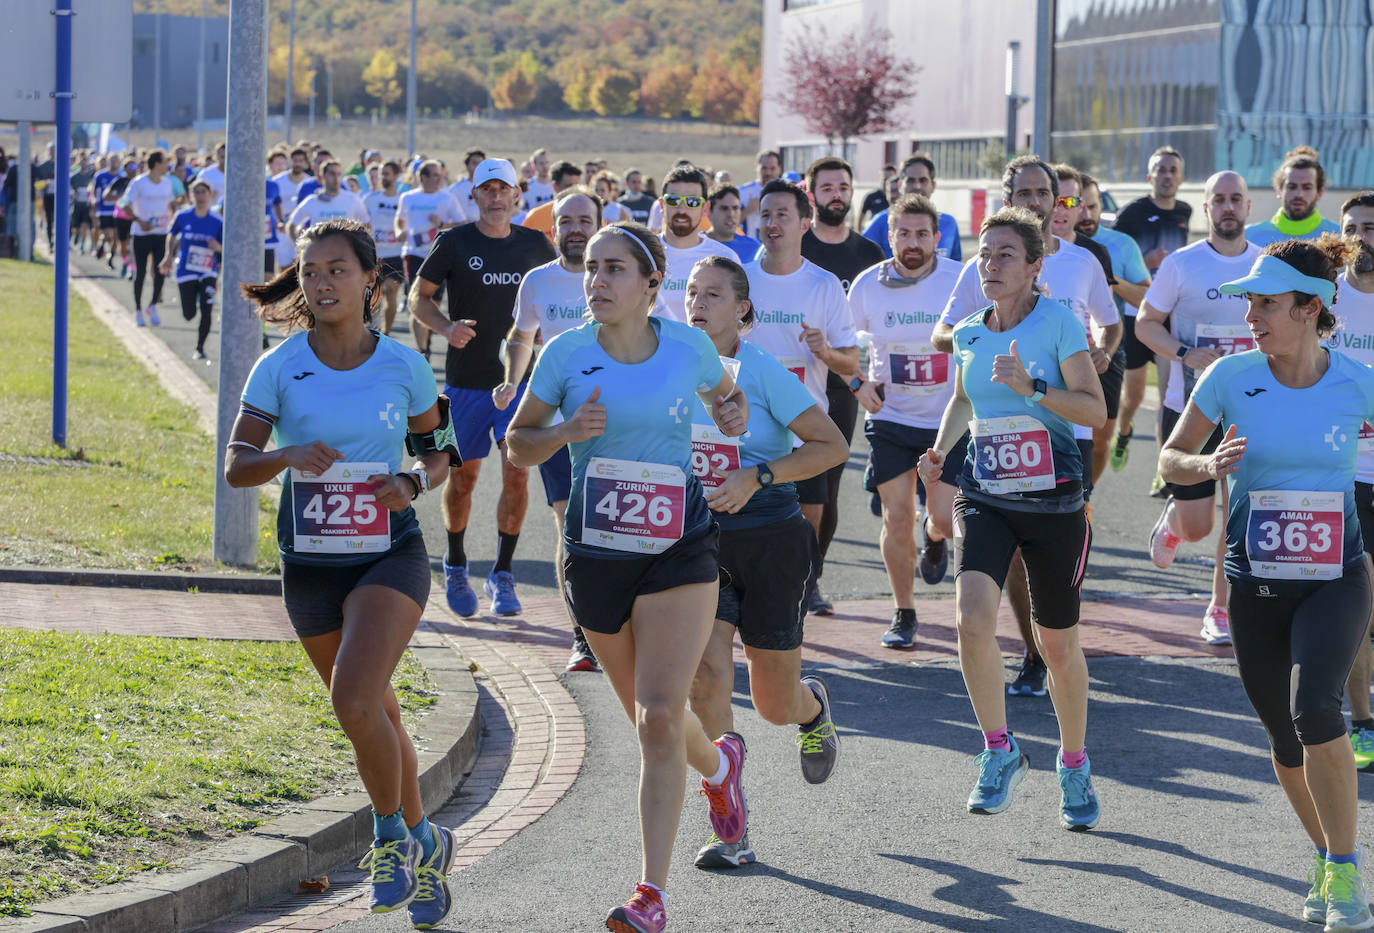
[52,0,73,448]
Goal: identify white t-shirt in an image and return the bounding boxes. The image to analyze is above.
[397,189,464,257]
[272,171,309,211]
[513,259,588,340]
[744,257,856,407]
[523,178,555,211]
[849,258,962,428]
[288,190,369,231]
[942,236,1118,438]
[738,180,764,238]
[657,233,739,323]
[119,174,177,235]
[1330,271,1374,482]
[648,199,663,233]
[194,165,225,203]
[602,201,626,224]
[447,178,476,221]
[1142,238,1261,412]
[363,190,403,259]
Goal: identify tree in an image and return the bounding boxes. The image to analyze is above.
[688,51,744,125]
[268,45,317,113]
[776,21,917,152]
[493,64,537,111]
[362,49,403,116]
[562,66,594,112]
[589,67,639,117]
[640,63,694,119]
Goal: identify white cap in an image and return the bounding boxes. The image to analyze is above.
[472,158,518,189]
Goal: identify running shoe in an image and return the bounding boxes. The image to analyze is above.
[134,309,145,327]
[1351,726,1374,772]
[797,674,839,784]
[918,518,948,585]
[1305,852,1328,925]
[807,585,834,616]
[1149,498,1182,569]
[1008,654,1048,697]
[484,569,522,616]
[407,826,455,929]
[358,835,420,913]
[967,737,1029,815]
[566,627,599,673]
[1056,754,1101,831]
[442,560,478,617]
[1323,857,1374,932]
[192,348,208,361]
[146,304,161,325]
[700,732,747,844]
[1109,430,1131,472]
[1201,605,1232,646]
[606,882,666,933]
[881,609,918,649]
[694,830,755,870]
[1149,472,1169,498]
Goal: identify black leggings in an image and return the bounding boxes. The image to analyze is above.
[132,234,166,310]
[178,278,216,351]
[1228,564,1372,768]
[818,373,859,574]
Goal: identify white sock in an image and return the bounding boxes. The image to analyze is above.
[704,746,730,786]
[640,881,665,900]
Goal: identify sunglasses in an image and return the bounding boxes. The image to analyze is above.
[662,194,704,209]
[1056,196,1082,209]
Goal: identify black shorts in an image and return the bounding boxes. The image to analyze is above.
[405,254,445,304]
[379,255,405,283]
[71,202,92,225]
[864,419,961,490]
[563,523,720,636]
[716,513,817,651]
[795,471,827,505]
[1121,314,1156,370]
[1099,347,1125,420]
[1357,482,1374,556]
[952,493,1091,629]
[1160,406,1224,501]
[280,534,431,639]
[98,214,118,230]
[115,217,133,240]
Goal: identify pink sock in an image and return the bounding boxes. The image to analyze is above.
[1061,747,1086,769]
[983,728,1011,752]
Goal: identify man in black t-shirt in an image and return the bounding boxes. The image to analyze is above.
[617,168,655,224]
[411,158,556,619]
[858,163,896,229]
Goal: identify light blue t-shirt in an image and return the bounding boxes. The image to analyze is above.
[1190,349,1374,582]
[951,295,1090,511]
[690,339,817,530]
[242,331,438,565]
[1246,215,1341,248]
[863,210,962,262]
[530,317,726,558]
[1087,225,1149,317]
[168,208,223,282]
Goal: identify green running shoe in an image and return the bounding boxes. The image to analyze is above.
[1351,726,1374,772]
[1305,853,1327,924]
[1109,431,1131,472]
[1322,858,1374,931]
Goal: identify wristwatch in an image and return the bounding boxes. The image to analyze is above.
[409,468,430,494]
[756,462,775,488]
[847,376,865,394]
[1175,345,1189,360]
[1028,378,1048,403]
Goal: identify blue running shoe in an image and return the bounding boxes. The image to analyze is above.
[359,835,420,913]
[485,569,522,616]
[1057,754,1101,831]
[443,560,478,617]
[407,826,456,929]
[967,738,1029,815]
[918,517,948,585]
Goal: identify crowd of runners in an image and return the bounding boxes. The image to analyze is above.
[14,135,1374,933]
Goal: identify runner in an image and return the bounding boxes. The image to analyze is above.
[363,160,405,335]
[520,161,583,239]
[1247,146,1341,247]
[657,166,737,322]
[447,148,485,222]
[118,149,178,327]
[91,153,121,266]
[848,194,962,648]
[495,187,605,672]
[859,162,897,229]
[862,153,963,261]
[106,159,139,279]
[1160,235,1374,931]
[272,146,313,271]
[593,171,626,223]
[288,161,369,242]
[683,255,848,870]
[228,219,458,928]
[396,160,465,358]
[917,206,1106,830]
[294,149,335,204]
[158,179,222,361]
[504,221,749,933]
[193,141,227,203]
[69,152,95,253]
[408,158,556,618]
[738,149,783,240]
[523,148,555,210]
[1137,170,1260,647]
[618,167,655,224]
[743,179,859,613]
[1111,146,1192,488]
[704,185,761,263]
[263,167,285,280]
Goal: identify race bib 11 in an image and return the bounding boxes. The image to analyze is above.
[291,461,389,554]
[1246,490,1344,580]
[887,342,949,396]
[581,458,686,554]
[969,415,1056,495]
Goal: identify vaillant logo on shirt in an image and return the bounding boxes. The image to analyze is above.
[754,310,806,325]
[884,310,940,327]
[547,304,583,320]
[1334,333,1374,351]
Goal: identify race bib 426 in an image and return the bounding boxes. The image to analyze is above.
[581,458,686,554]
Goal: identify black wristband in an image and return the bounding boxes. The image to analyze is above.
[398,471,421,500]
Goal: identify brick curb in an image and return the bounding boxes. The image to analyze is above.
[0,566,281,595]
[0,647,482,933]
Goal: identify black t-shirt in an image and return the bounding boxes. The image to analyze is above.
[860,189,888,221]
[618,193,655,225]
[418,223,556,390]
[1073,232,1117,286]
[1113,197,1192,268]
[800,229,885,292]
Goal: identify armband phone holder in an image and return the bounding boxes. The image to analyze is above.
[405,394,463,466]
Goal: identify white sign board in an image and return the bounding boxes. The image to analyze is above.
[0,1,133,123]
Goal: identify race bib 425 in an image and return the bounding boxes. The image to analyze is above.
[291,461,389,554]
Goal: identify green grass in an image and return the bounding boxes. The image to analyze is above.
[0,629,437,916]
[0,259,279,571]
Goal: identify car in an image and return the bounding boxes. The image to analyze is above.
[1099,188,1121,228]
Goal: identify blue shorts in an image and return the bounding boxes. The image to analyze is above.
[444,383,525,461]
[539,445,572,506]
